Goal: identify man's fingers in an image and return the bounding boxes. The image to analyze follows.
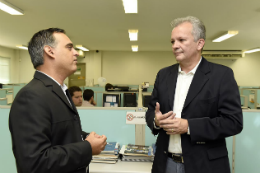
[155,102,160,113]
[162,111,173,119]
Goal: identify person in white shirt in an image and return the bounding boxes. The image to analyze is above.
[145,16,243,173]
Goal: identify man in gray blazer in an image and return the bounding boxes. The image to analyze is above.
[146,16,243,173]
[9,28,107,173]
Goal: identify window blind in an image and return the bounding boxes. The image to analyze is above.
[0,57,10,83]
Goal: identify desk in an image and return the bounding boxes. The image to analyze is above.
[89,160,152,173]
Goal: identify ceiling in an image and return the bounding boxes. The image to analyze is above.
[0,0,260,52]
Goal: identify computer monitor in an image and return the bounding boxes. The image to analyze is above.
[123,93,137,107]
[103,93,121,107]
[143,95,152,107]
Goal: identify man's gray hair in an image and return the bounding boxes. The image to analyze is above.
[28,28,65,69]
[171,16,206,42]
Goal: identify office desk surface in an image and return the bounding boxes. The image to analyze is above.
[89,160,152,173]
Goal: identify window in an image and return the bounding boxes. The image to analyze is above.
[0,57,10,83]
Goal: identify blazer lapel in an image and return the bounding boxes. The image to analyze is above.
[34,71,77,114]
[52,84,77,113]
[183,57,210,110]
[167,64,179,109]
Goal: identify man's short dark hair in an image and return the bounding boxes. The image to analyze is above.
[105,83,113,91]
[68,86,82,97]
[28,28,65,69]
[83,89,94,101]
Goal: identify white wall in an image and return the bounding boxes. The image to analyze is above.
[1,44,260,87]
[102,51,176,85]
[18,49,35,83]
[102,51,260,86]
[77,51,102,85]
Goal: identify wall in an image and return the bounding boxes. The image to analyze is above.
[0,45,19,83]
[1,44,260,87]
[77,51,102,85]
[102,51,176,85]
[102,51,260,86]
[209,51,260,86]
[18,49,35,83]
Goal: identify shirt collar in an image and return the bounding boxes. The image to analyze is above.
[36,70,68,92]
[178,57,202,74]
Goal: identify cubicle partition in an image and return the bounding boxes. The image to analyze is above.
[2,104,258,173]
[77,107,156,145]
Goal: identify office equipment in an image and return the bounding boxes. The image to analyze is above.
[111,86,129,91]
[124,93,137,107]
[143,95,151,107]
[103,93,120,107]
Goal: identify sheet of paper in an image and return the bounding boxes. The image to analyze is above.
[114,103,118,107]
[106,96,113,102]
[112,96,117,102]
[104,102,110,107]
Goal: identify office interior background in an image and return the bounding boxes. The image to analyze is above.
[0,0,260,87]
[1,1,260,173]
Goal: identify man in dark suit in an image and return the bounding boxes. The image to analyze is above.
[9,28,107,173]
[146,16,243,173]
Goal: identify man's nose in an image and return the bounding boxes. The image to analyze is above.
[74,48,79,57]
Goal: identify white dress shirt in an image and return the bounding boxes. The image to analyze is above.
[168,58,202,154]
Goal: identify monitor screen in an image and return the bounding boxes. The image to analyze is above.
[124,93,137,107]
[143,95,152,107]
[103,93,121,107]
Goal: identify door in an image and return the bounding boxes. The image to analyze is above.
[68,63,86,87]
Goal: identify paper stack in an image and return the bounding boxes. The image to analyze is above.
[119,144,154,162]
[92,142,120,164]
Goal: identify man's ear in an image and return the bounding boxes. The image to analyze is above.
[197,39,205,51]
[43,45,55,59]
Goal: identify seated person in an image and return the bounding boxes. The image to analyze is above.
[68,86,83,107]
[82,89,96,107]
[105,83,114,91]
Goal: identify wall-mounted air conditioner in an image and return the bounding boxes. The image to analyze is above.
[202,50,244,59]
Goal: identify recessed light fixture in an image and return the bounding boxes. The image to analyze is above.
[128,30,138,41]
[132,45,138,52]
[75,45,89,51]
[244,48,260,54]
[16,45,28,50]
[122,0,138,13]
[212,31,239,42]
[0,0,24,15]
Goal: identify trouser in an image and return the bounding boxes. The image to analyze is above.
[165,157,185,173]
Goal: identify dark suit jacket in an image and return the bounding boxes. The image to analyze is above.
[9,71,92,173]
[146,57,243,173]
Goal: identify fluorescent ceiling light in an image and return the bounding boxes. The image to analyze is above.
[0,0,24,15]
[122,0,138,13]
[244,48,260,54]
[75,45,89,51]
[16,45,28,50]
[212,31,239,42]
[128,30,138,41]
[132,45,138,52]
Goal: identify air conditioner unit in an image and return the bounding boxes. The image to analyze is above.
[202,50,244,59]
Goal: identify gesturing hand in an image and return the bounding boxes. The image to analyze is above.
[85,132,107,155]
[154,102,175,127]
